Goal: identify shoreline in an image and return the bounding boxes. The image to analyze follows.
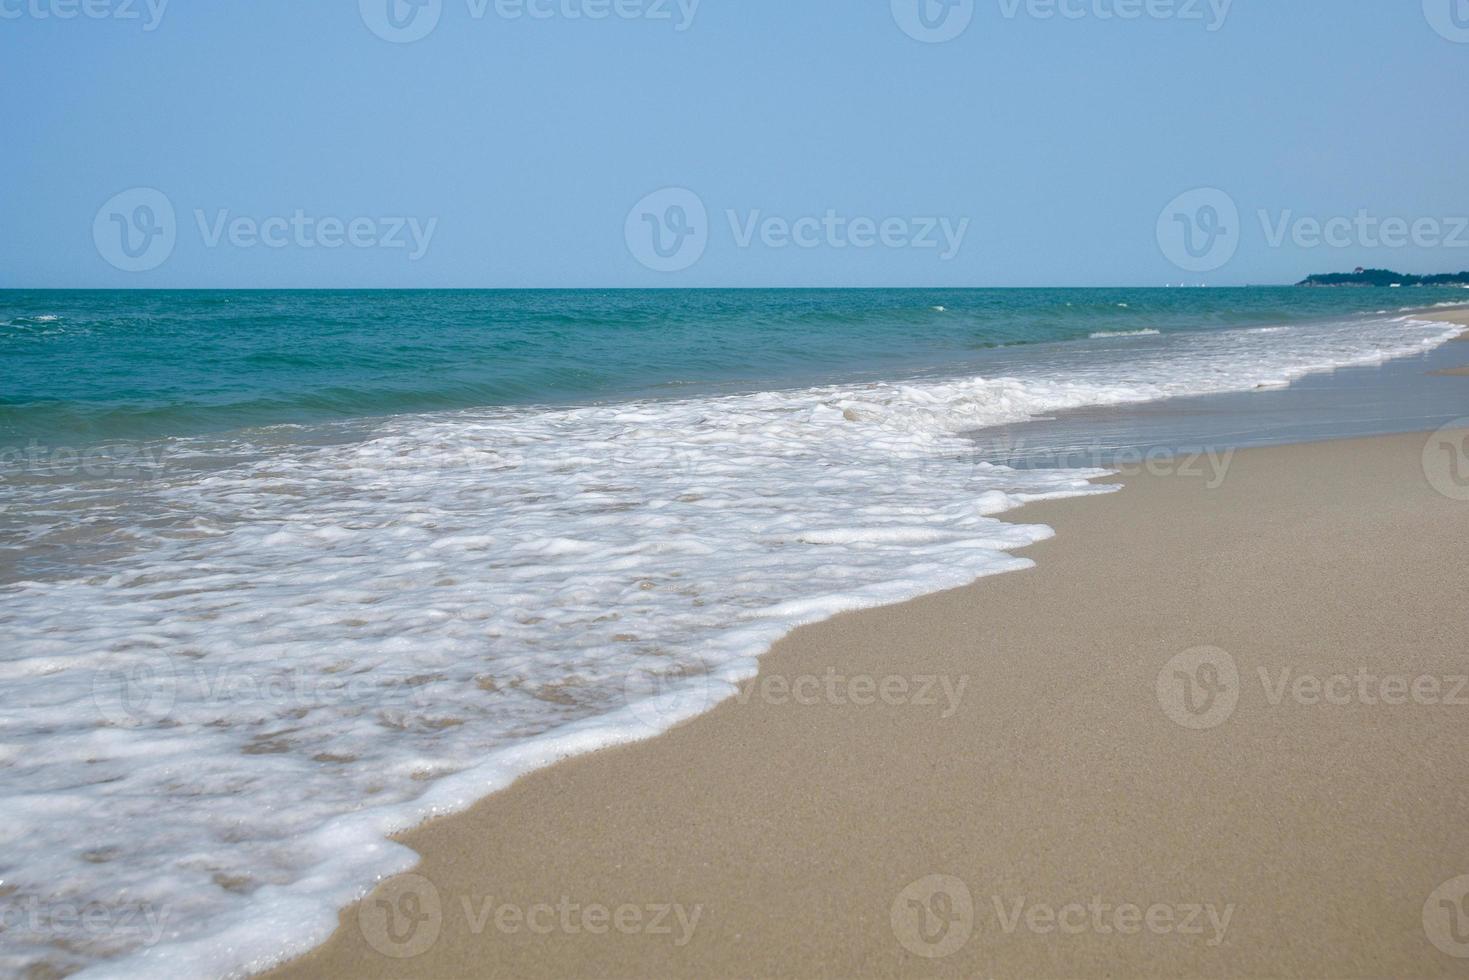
[8,302,1465,977]
[263,310,1469,978]
[964,305,1469,471]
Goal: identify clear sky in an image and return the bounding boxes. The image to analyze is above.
[2,0,1466,288]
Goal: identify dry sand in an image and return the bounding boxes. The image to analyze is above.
[267,418,1469,979]
[1428,308,1469,369]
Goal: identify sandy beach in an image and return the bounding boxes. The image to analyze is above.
[265,314,1469,979]
[12,0,1469,971]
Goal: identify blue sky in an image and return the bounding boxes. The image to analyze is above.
[2,0,1466,287]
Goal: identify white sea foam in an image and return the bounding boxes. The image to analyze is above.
[2,314,72,336]
[0,314,1460,978]
[1089,328,1160,339]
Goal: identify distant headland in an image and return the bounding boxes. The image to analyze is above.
[1297,268,1469,287]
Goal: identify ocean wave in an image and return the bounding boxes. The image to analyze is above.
[1404,300,1469,310]
[0,313,1461,977]
[1089,328,1161,339]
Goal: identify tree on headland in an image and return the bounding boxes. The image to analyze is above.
[1297,269,1469,287]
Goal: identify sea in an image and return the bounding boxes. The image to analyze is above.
[3,287,1467,977]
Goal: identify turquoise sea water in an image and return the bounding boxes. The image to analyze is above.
[6,287,1468,446]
